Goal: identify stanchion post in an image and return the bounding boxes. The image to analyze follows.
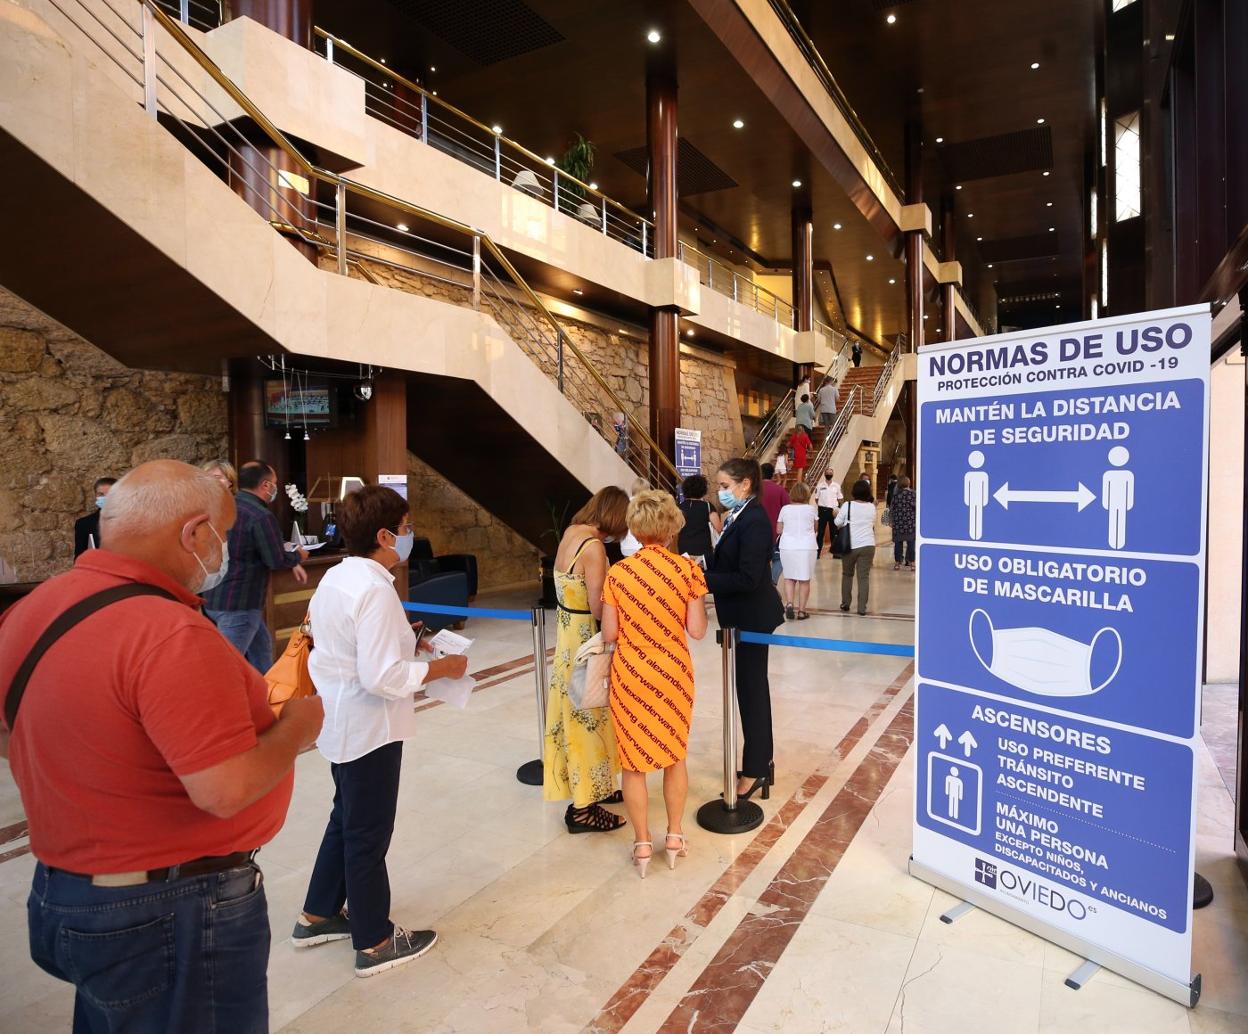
[697,628,764,834]
[516,606,548,786]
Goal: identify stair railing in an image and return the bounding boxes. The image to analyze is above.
[871,347,902,415]
[803,386,860,488]
[53,0,680,493]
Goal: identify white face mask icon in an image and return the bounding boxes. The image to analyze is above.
[969,609,1122,697]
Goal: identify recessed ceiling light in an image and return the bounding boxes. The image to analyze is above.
[1037,117,1046,124]
[1049,226,1056,232]
[1030,61,1040,70]
[866,254,874,261]
[431,90,437,96]
[647,28,662,43]
[833,223,843,230]
[1046,201,1053,207]
[792,179,803,188]
[1043,170,1051,176]
[686,329,695,338]
[545,156,555,164]
[491,124,502,134]
[572,288,584,295]
[380,58,387,64]
[888,278,896,284]
[955,184,963,190]
[935,136,944,143]
[976,236,983,241]
[1165,33,1175,41]
[967,213,974,218]
[886,13,897,24]
[396,222,409,232]
[589,181,598,190]
[430,65,436,72]
[987,263,994,268]
[732,118,745,129]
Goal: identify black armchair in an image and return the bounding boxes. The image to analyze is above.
[411,538,479,599]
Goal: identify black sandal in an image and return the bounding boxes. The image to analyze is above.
[565,803,627,834]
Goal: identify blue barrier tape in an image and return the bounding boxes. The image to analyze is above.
[739,630,915,657]
[402,601,531,622]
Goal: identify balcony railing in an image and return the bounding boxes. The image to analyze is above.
[676,242,796,326]
[313,29,656,258]
[153,0,219,32]
[56,0,680,494]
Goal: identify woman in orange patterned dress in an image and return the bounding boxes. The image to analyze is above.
[601,490,709,878]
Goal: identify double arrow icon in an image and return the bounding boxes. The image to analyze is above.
[934,723,978,758]
[993,482,1096,511]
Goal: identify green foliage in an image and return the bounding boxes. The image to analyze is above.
[556,134,596,202]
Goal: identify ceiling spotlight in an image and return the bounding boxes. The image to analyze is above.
[886,13,897,24]
[866,254,875,261]
[430,65,437,72]
[833,222,843,230]
[888,278,896,285]
[589,181,598,189]
[1049,226,1056,232]
[686,329,695,338]
[935,136,944,144]
[545,156,555,164]
[1043,170,1051,176]
[647,28,662,43]
[396,222,409,232]
[976,236,983,241]
[987,263,994,268]
[967,213,974,218]
[1165,33,1175,41]
[1046,201,1054,207]
[1030,61,1040,70]
[380,58,387,64]
[792,179,803,188]
[491,124,502,134]
[431,90,437,96]
[572,288,584,296]
[955,184,963,191]
[1037,117,1046,124]
[733,118,745,129]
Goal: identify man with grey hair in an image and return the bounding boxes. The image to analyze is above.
[0,459,322,1032]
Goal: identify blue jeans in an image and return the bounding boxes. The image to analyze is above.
[205,608,272,673]
[28,861,270,1033]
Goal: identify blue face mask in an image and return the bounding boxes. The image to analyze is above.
[195,523,230,594]
[95,495,107,510]
[718,488,743,510]
[391,530,414,563]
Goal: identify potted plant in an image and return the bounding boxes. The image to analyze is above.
[556,134,598,222]
[538,499,572,609]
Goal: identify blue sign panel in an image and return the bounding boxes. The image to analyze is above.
[911,306,1210,1001]
[674,427,702,478]
[915,682,1193,934]
[917,544,1201,739]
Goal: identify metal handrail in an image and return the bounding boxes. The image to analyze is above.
[765,0,904,199]
[98,0,678,489]
[676,242,796,327]
[871,347,902,414]
[804,385,860,487]
[743,331,851,460]
[313,28,655,257]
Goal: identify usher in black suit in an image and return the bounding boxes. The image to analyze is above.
[705,496,784,779]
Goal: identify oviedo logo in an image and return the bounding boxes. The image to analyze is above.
[973,858,1088,921]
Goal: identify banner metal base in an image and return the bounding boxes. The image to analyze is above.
[516,759,543,785]
[909,857,1201,1008]
[697,798,764,834]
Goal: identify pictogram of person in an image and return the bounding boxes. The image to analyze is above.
[1101,446,1134,550]
[945,765,964,821]
[964,451,989,541]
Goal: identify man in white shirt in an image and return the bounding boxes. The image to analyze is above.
[815,471,843,558]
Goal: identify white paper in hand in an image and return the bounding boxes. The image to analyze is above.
[429,629,473,657]
[423,676,475,709]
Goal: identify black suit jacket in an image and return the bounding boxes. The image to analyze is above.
[705,498,784,633]
[73,510,101,558]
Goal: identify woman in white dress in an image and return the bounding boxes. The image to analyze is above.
[777,482,818,620]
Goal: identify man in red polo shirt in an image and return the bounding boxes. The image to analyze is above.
[0,460,322,1034]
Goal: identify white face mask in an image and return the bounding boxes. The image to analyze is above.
[969,609,1122,697]
[194,523,230,594]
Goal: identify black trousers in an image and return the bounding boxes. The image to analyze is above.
[304,741,403,950]
[816,506,837,554]
[736,641,773,778]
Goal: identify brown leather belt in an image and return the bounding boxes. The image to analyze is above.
[52,850,258,888]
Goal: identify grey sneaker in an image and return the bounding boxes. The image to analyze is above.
[354,926,438,978]
[291,911,351,949]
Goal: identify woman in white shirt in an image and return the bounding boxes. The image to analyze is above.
[834,479,878,615]
[294,485,467,978]
[777,482,818,620]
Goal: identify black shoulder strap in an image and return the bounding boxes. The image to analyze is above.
[5,584,178,730]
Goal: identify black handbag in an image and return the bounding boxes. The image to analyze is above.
[832,501,853,558]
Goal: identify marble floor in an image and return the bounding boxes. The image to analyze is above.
[1,545,1246,1033]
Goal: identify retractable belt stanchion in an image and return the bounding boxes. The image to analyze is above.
[696,628,764,834]
[516,605,549,785]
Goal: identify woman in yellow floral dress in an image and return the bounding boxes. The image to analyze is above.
[543,487,631,832]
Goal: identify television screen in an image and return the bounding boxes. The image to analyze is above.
[264,379,338,429]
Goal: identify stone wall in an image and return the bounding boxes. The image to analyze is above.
[0,287,227,582]
[407,452,538,593]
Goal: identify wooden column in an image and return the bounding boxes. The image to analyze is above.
[227,0,316,262]
[941,193,956,341]
[792,201,814,332]
[904,120,925,354]
[647,59,680,468]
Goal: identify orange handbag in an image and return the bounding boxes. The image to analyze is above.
[264,613,317,718]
